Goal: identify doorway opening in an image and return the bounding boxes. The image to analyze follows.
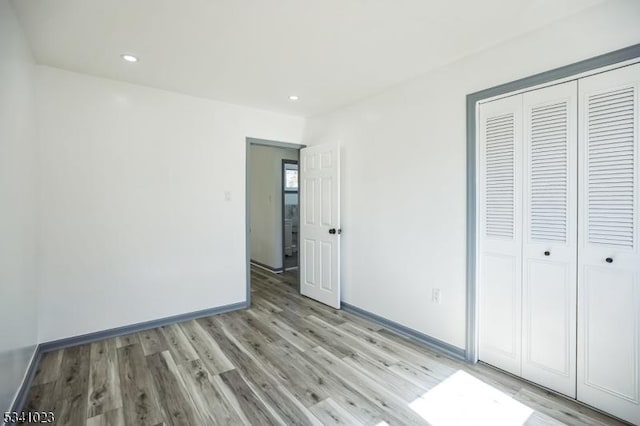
[246,138,304,304]
[282,159,299,274]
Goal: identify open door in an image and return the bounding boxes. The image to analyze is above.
[299,143,341,308]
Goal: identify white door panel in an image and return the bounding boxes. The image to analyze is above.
[478,94,523,376]
[522,81,577,397]
[577,63,640,425]
[480,253,521,372]
[300,143,341,309]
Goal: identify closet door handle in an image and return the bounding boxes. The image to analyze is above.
[544,251,550,256]
[605,257,613,264]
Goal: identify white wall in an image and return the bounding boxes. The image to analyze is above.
[304,0,640,350]
[0,0,38,413]
[36,66,304,342]
[250,144,299,269]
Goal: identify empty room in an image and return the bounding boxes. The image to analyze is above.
[2,0,640,425]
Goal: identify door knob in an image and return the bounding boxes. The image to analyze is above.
[544,251,550,256]
[329,228,336,234]
[605,257,613,264]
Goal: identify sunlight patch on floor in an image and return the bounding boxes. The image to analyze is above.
[409,370,535,426]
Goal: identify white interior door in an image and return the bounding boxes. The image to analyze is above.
[521,81,577,397]
[577,63,640,425]
[299,143,341,309]
[478,94,524,376]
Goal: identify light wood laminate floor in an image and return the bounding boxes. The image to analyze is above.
[24,266,627,425]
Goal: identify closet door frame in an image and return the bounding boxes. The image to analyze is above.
[467,44,640,364]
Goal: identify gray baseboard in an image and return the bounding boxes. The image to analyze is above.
[250,260,283,273]
[8,347,42,425]
[8,300,247,422]
[341,302,466,360]
[39,301,248,353]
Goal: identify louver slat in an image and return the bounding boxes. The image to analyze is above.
[530,101,568,242]
[485,113,515,238]
[587,87,635,248]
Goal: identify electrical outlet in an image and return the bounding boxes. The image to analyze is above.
[432,288,441,304]
[224,191,232,201]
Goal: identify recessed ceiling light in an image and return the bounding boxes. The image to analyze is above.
[121,54,138,63]
[289,95,299,101]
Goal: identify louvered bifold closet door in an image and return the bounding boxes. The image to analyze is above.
[478,94,523,376]
[577,63,640,425]
[521,82,577,398]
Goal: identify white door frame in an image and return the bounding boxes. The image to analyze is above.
[466,45,640,363]
[245,137,306,305]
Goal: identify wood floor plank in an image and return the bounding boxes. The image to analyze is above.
[255,287,347,327]
[138,328,169,356]
[146,351,204,426]
[387,360,448,390]
[176,359,246,425]
[239,361,322,426]
[310,398,364,426]
[220,309,282,344]
[260,281,378,331]
[342,352,427,403]
[116,333,140,348]
[88,338,123,417]
[250,268,276,282]
[240,308,292,342]
[247,308,317,352]
[218,369,283,425]
[229,339,380,425]
[117,344,164,426]
[462,362,526,397]
[375,327,462,369]
[256,287,347,328]
[53,344,91,400]
[252,296,283,314]
[515,387,627,426]
[297,357,384,424]
[207,319,330,408]
[275,309,358,358]
[274,384,324,426]
[54,393,89,426]
[340,321,458,379]
[23,381,57,412]
[32,350,63,386]
[525,411,569,426]
[258,340,332,407]
[87,408,126,426]
[307,315,399,366]
[304,346,428,425]
[158,324,198,364]
[229,348,323,424]
[210,374,253,425]
[199,317,320,424]
[196,317,269,374]
[251,270,297,290]
[178,320,235,375]
[331,310,384,334]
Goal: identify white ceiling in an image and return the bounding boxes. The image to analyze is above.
[11,0,607,117]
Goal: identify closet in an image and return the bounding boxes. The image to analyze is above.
[478,63,639,424]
